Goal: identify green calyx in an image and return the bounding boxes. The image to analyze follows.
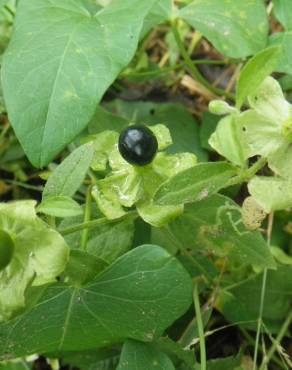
[281,117,292,141]
[90,124,197,227]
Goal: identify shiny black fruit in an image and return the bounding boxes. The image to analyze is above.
[118,125,158,166]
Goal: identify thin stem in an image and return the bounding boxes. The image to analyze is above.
[253,213,274,370]
[3,179,44,192]
[193,283,207,370]
[80,185,92,251]
[59,211,138,236]
[227,157,267,188]
[241,329,286,370]
[122,59,236,79]
[260,310,292,370]
[171,20,235,101]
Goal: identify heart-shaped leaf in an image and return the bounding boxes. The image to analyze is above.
[0,245,192,358]
[2,0,156,167]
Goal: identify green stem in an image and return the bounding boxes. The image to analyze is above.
[253,213,274,370]
[80,186,92,251]
[227,157,267,188]
[193,283,207,370]
[122,59,236,79]
[241,329,286,370]
[253,269,268,370]
[259,310,292,370]
[60,211,138,236]
[171,20,235,101]
[3,179,44,192]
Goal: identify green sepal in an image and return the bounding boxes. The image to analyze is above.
[0,200,69,322]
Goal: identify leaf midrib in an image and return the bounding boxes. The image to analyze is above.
[40,16,86,166]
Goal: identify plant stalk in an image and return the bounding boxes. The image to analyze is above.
[59,211,138,236]
[171,20,235,101]
[194,283,207,370]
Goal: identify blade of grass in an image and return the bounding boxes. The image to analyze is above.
[253,213,274,370]
[193,283,207,370]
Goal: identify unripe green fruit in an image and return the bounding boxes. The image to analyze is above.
[0,229,14,271]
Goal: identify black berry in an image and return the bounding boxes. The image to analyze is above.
[118,125,158,166]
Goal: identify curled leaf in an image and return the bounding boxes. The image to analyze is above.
[0,201,69,322]
[241,196,266,231]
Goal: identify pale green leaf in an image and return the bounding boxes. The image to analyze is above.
[137,202,184,227]
[179,0,268,59]
[37,196,83,218]
[208,100,238,116]
[236,46,282,109]
[2,0,156,167]
[155,162,237,206]
[152,152,197,179]
[43,144,94,199]
[117,340,175,370]
[165,194,275,269]
[248,176,292,212]
[209,115,248,167]
[0,245,192,357]
[273,0,292,30]
[149,124,172,150]
[248,76,291,123]
[268,143,292,178]
[90,131,119,172]
[0,201,69,322]
[237,110,287,158]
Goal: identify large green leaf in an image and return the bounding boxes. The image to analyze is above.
[164,194,276,269]
[236,46,282,109]
[273,0,292,30]
[179,0,268,58]
[43,144,94,199]
[0,245,192,358]
[117,340,175,370]
[155,162,237,206]
[2,0,156,167]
